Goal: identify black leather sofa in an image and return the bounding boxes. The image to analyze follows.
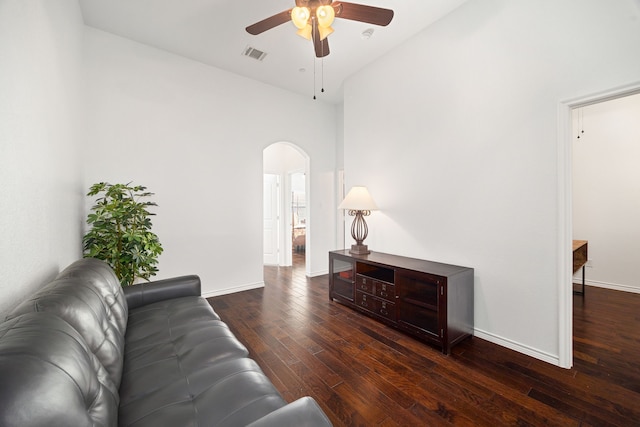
[0,258,332,427]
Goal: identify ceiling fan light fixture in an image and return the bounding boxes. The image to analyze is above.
[296,23,313,40]
[291,7,310,29]
[318,25,334,40]
[316,5,335,28]
[247,1,394,59]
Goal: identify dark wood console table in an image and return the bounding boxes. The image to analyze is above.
[329,250,474,354]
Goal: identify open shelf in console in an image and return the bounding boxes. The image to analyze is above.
[356,262,394,284]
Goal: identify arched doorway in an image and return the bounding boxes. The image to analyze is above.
[263,142,311,273]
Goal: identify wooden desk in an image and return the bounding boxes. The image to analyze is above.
[572,240,588,294]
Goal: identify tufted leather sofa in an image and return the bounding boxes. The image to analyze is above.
[0,258,332,427]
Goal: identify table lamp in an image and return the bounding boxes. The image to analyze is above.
[338,186,378,255]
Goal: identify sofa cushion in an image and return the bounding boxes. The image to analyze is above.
[118,357,286,427]
[6,274,126,388]
[0,312,119,427]
[246,397,333,427]
[122,296,250,384]
[119,296,262,426]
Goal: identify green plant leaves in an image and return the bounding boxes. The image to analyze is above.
[82,182,163,287]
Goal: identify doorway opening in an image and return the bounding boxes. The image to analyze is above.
[558,81,640,368]
[263,142,311,274]
[572,92,640,292]
[290,171,306,266]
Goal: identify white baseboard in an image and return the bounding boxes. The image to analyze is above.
[308,269,328,278]
[201,281,265,299]
[473,328,561,367]
[574,280,640,294]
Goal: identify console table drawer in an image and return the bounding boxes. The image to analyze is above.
[377,299,396,321]
[355,291,396,322]
[355,275,395,301]
[375,282,395,300]
[355,275,374,294]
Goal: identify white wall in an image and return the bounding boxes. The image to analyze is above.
[342,0,640,364]
[82,28,337,296]
[573,93,640,293]
[0,0,84,317]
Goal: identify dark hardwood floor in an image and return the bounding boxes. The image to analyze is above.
[207,254,640,426]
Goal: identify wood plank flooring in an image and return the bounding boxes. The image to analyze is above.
[207,256,640,426]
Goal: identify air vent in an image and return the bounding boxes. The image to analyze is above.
[242,46,267,61]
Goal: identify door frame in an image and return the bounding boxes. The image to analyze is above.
[263,173,280,265]
[557,80,640,368]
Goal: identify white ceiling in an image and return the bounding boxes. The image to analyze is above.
[79,0,469,104]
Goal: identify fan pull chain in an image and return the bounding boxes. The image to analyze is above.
[313,56,316,100]
[321,39,325,93]
[321,56,325,93]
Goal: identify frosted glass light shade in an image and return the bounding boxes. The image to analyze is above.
[338,186,378,211]
[291,7,310,29]
[296,24,312,40]
[318,25,334,40]
[316,5,335,28]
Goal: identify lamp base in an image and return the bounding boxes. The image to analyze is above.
[349,244,370,255]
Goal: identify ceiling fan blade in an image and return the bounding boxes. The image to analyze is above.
[312,21,330,58]
[334,2,394,26]
[246,10,292,35]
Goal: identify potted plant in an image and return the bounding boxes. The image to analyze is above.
[83,182,164,286]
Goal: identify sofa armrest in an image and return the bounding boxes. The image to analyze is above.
[123,275,201,310]
[246,397,332,427]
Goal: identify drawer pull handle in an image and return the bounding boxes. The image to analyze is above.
[361,301,368,307]
[361,285,367,290]
[380,309,388,316]
[380,292,388,298]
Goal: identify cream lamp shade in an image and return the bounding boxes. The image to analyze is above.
[338,186,378,211]
[339,186,377,255]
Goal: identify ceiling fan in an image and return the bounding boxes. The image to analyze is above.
[246,1,394,58]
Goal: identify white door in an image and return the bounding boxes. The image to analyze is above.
[263,174,279,265]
